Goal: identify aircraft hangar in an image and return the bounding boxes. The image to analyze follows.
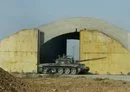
[0,17,130,74]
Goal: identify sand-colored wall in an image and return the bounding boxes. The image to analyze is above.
[80,29,130,74]
[0,29,39,73]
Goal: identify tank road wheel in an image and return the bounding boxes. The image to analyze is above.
[42,67,48,74]
[70,68,77,75]
[64,68,70,75]
[50,68,56,74]
[57,68,64,75]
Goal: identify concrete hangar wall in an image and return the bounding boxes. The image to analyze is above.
[0,29,39,73]
[0,17,130,74]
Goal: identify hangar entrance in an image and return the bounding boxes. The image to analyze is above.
[40,32,79,63]
[66,39,79,61]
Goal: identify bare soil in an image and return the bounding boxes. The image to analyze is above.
[24,77,130,92]
[0,67,130,92]
[0,68,31,92]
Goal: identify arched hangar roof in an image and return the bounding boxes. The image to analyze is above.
[37,17,130,50]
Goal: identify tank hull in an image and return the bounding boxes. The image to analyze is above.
[38,63,89,75]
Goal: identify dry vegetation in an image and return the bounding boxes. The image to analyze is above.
[0,67,130,92]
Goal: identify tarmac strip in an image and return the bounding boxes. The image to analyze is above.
[22,74,130,82]
[67,75,130,82]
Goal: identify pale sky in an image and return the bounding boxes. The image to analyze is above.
[0,0,130,39]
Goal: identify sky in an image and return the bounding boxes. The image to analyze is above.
[0,0,130,39]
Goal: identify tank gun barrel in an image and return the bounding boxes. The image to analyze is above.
[76,57,106,62]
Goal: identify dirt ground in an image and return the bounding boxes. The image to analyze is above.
[0,68,31,92]
[23,77,130,92]
[1,67,130,92]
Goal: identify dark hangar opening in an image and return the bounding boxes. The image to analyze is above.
[40,32,79,64]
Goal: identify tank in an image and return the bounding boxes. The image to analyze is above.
[38,55,89,75]
[38,55,106,75]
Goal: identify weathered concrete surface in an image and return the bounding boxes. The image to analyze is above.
[38,17,130,51]
[80,30,130,74]
[0,29,39,73]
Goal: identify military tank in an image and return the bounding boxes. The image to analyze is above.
[38,55,105,75]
